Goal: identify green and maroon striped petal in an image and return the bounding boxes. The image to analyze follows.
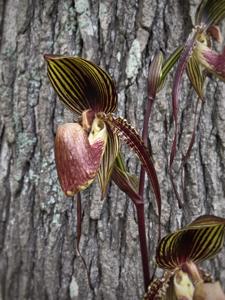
[158,46,183,91]
[187,54,205,100]
[156,215,225,270]
[148,51,163,98]
[55,118,107,196]
[97,126,119,197]
[44,55,117,115]
[111,153,140,203]
[195,0,225,29]
[99,113,161,218]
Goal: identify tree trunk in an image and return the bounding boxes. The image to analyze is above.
[0,0,225,299]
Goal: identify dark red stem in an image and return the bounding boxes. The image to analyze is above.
[139,96,154,197]
[134,95,154,292]
[130,67,157,291]
[135,202,150,292]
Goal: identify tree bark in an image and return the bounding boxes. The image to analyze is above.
[0,0,225,299]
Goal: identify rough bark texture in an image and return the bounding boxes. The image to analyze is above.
[0,0,225,299]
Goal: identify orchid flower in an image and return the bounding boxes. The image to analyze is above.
[162,0,225,205]
[44,55,163,292]
[179,0,225,103]
[145,215,225,299]
[44,54,161,211]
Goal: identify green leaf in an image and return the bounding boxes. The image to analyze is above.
[156,215,225,270]
[186,54,205,100]
[195,0,225,29]
[99,113,161,218]
[44,55,117,115]
[97,125,119,197]
[158,46,183,91]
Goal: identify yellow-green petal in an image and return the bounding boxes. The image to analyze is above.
[97,125,119,197]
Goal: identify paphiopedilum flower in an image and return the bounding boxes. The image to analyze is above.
[162,0,225,206]
[44,54,119,196]
[179,0,225,101]
[194,40,225,81]
[44,54,161,216]
[144,215,225,299]
[156,215,225,270]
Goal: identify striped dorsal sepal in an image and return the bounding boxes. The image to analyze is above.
[44,54,117,115]
[156,215,225,270]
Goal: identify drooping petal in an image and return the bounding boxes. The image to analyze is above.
[170,32,197,169]
[44,55,117,114]
[195,0,225,29]
[156,215,225,270]
[181,99,200,168]
[187,54,205,100]
[55,119,107,196]
[97,125,119,197]
[195,42,225,81]
[158,46,183,91]
[144,271,174,300]
[111,153,140,203]
[99,113,161,218]
[148,51,164,98]
[169,33,197,208]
